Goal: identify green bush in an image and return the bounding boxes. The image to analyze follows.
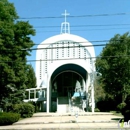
[95,108,100,112]
[121,96,130,121]
[117,102,126,111]
[87,106,92,112]
[0,112,20,126]
[13,103,35,118]
[0,112,2,115]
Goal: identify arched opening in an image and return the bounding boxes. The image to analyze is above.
[50,63,87,112]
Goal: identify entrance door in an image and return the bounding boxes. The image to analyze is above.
[51,71,83,112]
[52,71,82,96]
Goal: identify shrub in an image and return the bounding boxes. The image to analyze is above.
[123,110,130,122]
[0,112,2,115]
[13,103,35,118]
[121,97,130,121]
[95,108,100,112]
[87,106,92,112]
[117,102,126,111]
[28,101,38,112]
[0,112,20,126]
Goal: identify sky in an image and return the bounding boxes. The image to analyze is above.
[8,0,130,71]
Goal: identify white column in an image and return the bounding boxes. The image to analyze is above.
[82,78,85,91]
[49,83,52,112]
[34,89,36,99]
[86,73,90,93]
[91,83,95,113]
[47,77,50,113]
[29,90,30,100]
[91,59,95,113]
[85,72,90,111]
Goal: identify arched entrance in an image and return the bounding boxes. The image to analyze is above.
[52,71,82,97]
[50,64,88,112]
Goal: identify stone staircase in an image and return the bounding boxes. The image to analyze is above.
[0,112,127,130]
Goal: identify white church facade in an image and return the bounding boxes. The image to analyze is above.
[24,11,96,113]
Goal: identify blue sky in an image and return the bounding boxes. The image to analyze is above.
[9,0,130,70]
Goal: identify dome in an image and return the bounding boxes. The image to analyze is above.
[37,33,95,57]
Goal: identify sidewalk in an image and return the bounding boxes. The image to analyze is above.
[0,112,128,130]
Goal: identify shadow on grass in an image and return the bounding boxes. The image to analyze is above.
[111,118,122,121]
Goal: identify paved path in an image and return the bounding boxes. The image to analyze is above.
[0,112,129,130]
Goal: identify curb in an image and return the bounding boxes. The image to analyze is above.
[33,113,114,117]
[13,120,117,125]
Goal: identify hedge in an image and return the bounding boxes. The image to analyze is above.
[0,112,20,126]
[13,103,35,118]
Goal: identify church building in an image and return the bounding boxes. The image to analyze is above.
[24,11,96,113]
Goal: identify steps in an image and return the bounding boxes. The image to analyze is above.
[0,112,127,130]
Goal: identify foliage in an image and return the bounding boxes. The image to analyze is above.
[110,111,122,116]
[117,102,126,111]
[96,32,130,104]
[121,95,130,121]
[87,106,92,112]
[94,75,106,104]
[0,112,20,126]
[13,103,35,118]
[25,65,36,89]
[28,101,39,112]
[96,97,117,112]
[0,0,35,109]
[94,108,100,112]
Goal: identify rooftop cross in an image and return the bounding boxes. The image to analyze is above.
[62,10,69,23]
[61,10,70,34]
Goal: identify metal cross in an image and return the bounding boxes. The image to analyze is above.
[62,10,69,23]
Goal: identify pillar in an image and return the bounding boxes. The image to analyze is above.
[85,72,90,111]
[47,79,50,113]
[34,89,36,99]
[91,83,95,113]
[82,78,85,91]
[29,90,30,100]
[50,82,52,112]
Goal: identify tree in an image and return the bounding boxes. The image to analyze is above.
[25,65,36,89]
[96,32,130,105]
[94,75,106,104]
[0,0,35,109]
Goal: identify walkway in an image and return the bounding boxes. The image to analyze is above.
[0,112,128,130]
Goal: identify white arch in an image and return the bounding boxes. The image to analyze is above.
[48,59,92,80]
[46,60,92,112]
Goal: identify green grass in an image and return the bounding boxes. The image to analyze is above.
[110,111,123,116]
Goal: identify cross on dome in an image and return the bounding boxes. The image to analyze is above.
[61,10,70,34]
[62,10,69,23]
